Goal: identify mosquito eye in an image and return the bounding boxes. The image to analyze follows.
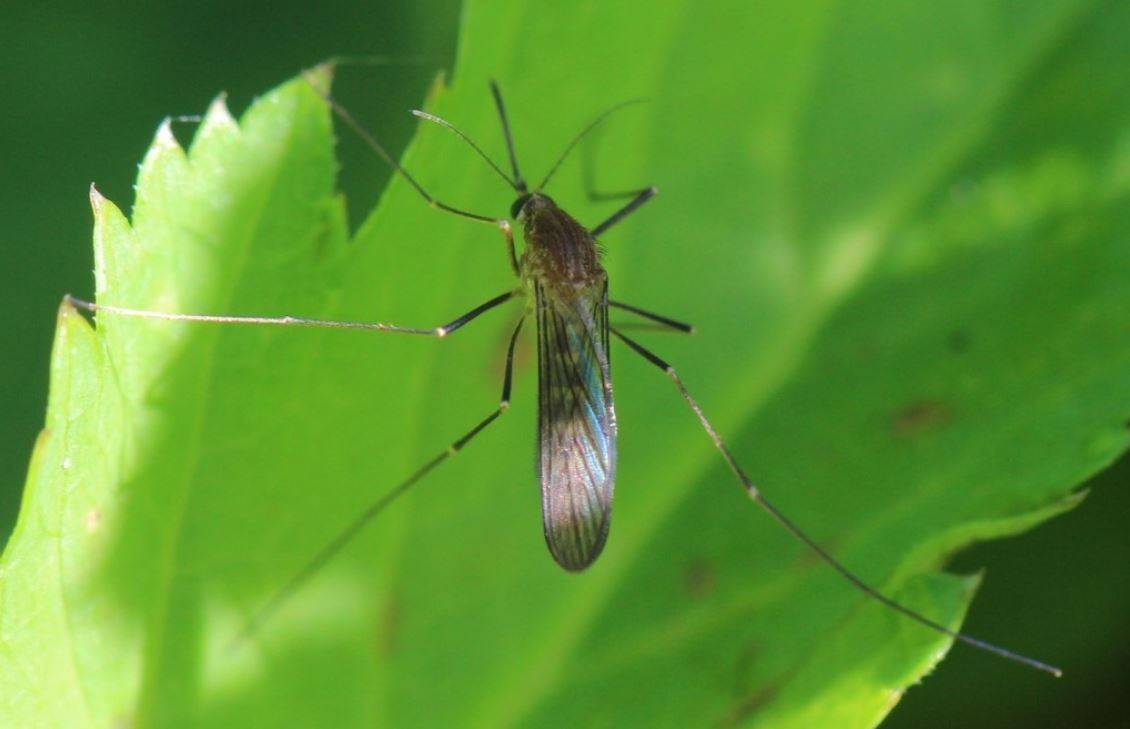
[510,194,532,219]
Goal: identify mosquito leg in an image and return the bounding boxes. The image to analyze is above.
[64,290,516,338]
[609,326,1063,677]
[234,316,527,646]
[590,187,657,237]
[501,219,520,276]
[489,81,528,192]
[587,186,651,202]
[609,300,693,333]
[437,291,517,336]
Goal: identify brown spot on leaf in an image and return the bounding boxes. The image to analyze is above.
[718,644,792,726]
[375,598,400,656]
[721,687,777,726]
[684,558,716,599]
[893,400,953,437]
[947,330,971,354]
[714,642,775,725]
[720,683,781,726]
[731,641,760,696]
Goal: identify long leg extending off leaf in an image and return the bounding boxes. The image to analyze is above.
[234,316,527,646]
[610,300,694,333]
[65,291,516,338]
[609,327,1063,677]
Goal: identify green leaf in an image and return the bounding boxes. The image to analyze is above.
[3,1,1129,727]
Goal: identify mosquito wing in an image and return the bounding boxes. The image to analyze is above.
[535,280,617,571]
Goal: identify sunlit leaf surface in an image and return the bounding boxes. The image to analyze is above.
[2,1,1128,726]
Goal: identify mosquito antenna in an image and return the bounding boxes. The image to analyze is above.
[489,81,527,193]
[411,109,519,190]
[302,70,501,225]
[537,98,648,192]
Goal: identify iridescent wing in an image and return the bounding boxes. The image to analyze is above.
[535,280,617,571]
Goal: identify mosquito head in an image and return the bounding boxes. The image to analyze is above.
[511,192,561,222]
[510,193,533,219]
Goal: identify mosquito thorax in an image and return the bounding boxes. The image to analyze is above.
[516,193,603,287]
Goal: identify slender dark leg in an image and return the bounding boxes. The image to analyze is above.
[590,187,657,237]
[233,316,527,646]
[490,81,528,193]
[501,221,520,276]
[609,300,693,333]
[609,327,1062,677]
[65,290,516,338]
[586,187,652,203]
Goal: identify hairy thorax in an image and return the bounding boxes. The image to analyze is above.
[518,194,606,296]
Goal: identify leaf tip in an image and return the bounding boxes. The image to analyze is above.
[88,182,105,215]
[422,68,450,109]
[87,186,131,297]
[55,293,92,337]
[301,63,335,98]
[200,93,238,137]
[135,117,189,190]
[153,117,181,153]
[57,293,78,320]
[1060,488,1090,511]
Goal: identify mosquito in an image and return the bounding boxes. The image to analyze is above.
[67,73,1061,676]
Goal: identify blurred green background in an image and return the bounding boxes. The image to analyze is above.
[0,2,1125,727]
